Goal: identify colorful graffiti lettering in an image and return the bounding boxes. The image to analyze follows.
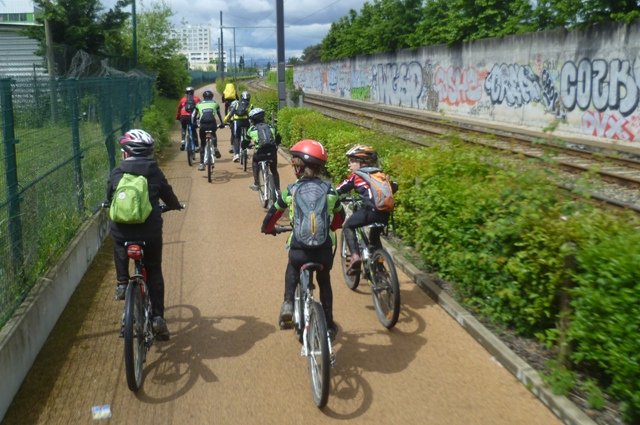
[582,111,636,141]
[484,63,542,107]
[433,66,483,106]
[561,58,639,117]
[371,61,423,107]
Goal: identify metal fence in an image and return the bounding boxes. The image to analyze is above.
[0,73,154,327]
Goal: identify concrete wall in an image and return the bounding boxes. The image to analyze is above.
[0,211,108,421]
[294,21,640,149]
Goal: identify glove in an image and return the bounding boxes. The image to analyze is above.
[218,123,225,129]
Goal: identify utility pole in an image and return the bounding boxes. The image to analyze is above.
[219,11,224,79]
[233,27,237,76]
[276,0,286,108]
[44,1,57,120]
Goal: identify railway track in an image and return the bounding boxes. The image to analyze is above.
[303,92,640,213]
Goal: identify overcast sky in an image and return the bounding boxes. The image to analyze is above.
[100,0,369,64]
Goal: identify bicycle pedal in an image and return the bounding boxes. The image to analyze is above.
[279,319,293,330]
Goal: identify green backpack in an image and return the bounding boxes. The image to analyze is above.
[109,173,153,224]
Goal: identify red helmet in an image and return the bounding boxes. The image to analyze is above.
[289,139,327,165]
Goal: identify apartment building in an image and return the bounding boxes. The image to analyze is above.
[177,24,224,70]
[0,0,46,78]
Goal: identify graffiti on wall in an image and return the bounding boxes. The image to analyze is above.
[294,53,640,142]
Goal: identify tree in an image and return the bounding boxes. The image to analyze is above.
[106,1,189,97]
[25,0,131,57]
[301,44,321,63]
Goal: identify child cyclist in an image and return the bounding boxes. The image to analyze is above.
[247,107,280,192]
[336,145,398,275]
[106,129,183,341]
[193,89,225,171]
[261,139,345,340]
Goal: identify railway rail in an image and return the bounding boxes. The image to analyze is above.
[302,92,640,213]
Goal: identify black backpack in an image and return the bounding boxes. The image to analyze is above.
[199,106,216,124]
[255,122,274,145]
[184,93,196,113]
[235,99,249,116]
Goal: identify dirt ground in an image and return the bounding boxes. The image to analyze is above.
[1,87,562,425]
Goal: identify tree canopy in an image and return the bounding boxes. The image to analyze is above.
[314,0,640,62]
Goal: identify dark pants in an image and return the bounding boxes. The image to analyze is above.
[180,116,198,145]
[252,145,280,190]
[285,246,335,326]
[343,208,389,256]
[231,119,249,155]
[113,237,166,318]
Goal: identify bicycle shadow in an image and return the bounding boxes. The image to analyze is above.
[322,305,427,418]
[135,304,275,403]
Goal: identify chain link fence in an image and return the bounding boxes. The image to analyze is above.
[0,72,154,327]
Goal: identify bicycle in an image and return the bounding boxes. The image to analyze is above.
[254,144,278,208]
[203,128,223,183]
[339,198,401,329]
[185,122,197,166]
[102,202,183,392]
[239,126,249,172]
[275,225,336,408]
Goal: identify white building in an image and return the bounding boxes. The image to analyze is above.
[177,24,223,70]
[0,0,46,78]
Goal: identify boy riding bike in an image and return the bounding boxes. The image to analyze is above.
[194,90,225,171]
[247,107,280,191]
[106,129,183,340]
[176,86,201,151]
[223,90,252,162]
[336,145,398,275]
[261,140,345,340]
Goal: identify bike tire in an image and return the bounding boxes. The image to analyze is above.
[207,145,213,183]
[370,249,401,329]
[123,280,145,392]
[308,301,330,408]
[258,165,268,208]
[186,132,193,167]
[293,283,304,343]
[242,150,248,172]
[266,174,276,209]
[339,231,360,290]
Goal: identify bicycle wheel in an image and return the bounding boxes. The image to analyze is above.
[307,301,330,408]
[207,145,213,183]
[293,283,303,343]
[339,231,360,290]
[186,132,193,167]
[266,174,276,209]
[123,280,145,391]
[257,164,268,208]
[242,149,248,172]
[370,249,401,329]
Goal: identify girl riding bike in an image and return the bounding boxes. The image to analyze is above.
[106,129,183,340]
[336,145,398,275]
[261,139,345,340]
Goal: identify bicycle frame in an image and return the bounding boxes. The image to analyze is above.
[186,122,197,166]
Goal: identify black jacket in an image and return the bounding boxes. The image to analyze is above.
[106,157,181,243]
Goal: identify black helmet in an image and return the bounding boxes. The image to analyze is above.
[119,129,155,157]
[202,90,214,100]
[240,91,250,101]
[248,107,265,124]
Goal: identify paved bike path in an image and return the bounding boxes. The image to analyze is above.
[2,89,562,425]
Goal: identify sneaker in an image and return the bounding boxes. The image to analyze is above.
[249,183,259,191]
[279,301,294,329]
[214,148,221,159]
[180,140,185,151]
[233,154,240,162]
[328,323,338,341]
[198,163,205,171]
[347,253,362,276]
[114,283,126,301]
[152,316,170,341]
